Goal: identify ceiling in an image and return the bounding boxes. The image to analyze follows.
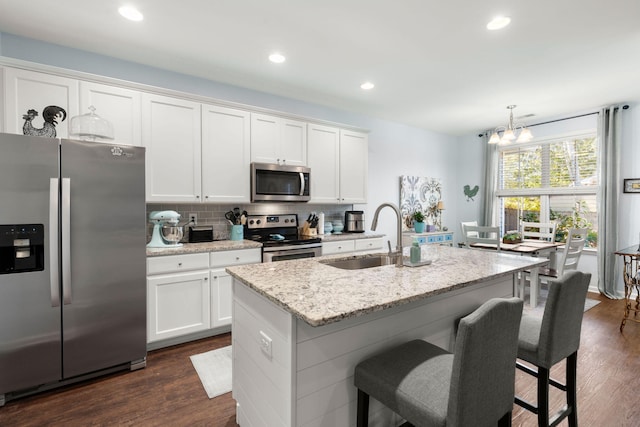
[1,0,639,136]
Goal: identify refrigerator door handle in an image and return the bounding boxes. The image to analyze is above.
[50,178,61,307]
[62,178,72,305]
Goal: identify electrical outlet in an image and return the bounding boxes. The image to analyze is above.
[189,213,197,225]
[259,330,272,358]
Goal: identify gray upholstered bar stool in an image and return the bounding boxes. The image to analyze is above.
[354,297,524,427]
[515,270,591,427]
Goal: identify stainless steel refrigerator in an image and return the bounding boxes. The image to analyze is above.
[0,133,147,405]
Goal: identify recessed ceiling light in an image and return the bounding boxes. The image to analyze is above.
[487,16,511,30]
[118,6,144,21]
[360,82,375,90]
[269,53,286,64]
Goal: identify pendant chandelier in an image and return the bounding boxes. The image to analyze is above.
[488,105,533,145]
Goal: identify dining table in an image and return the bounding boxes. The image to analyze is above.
[469,240,563,307]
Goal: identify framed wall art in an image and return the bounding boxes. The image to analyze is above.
[623,178,640,193]
[399,175,442,231]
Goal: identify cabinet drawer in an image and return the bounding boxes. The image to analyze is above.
[354,237,384,252]
[322,240,355,255]
[147,253,210,275]
[210,248,261,268]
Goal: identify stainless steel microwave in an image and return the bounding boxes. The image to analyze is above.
[251,162,310,202]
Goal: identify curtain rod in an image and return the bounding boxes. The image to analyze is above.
[478,104,629,137]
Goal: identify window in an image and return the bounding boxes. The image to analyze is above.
[496,132,598,247]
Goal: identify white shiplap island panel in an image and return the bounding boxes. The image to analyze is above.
[227,245,547,426]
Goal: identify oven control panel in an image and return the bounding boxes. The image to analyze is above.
[247,214,298,229]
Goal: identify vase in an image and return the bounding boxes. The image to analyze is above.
[414,221,426,233]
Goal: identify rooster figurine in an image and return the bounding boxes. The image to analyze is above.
[22,106,67,138]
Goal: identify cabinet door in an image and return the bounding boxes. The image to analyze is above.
[280,118,306,166]
[202,104,251,202]
[339,129,368,203]
[79,81,141,146]
[308,123,340,203]
[210,268,233,328]
[250,113,307,166]
[3,67,79,138]
[147,270,210,342]
[142,93,201,202]
[250,113,279,164]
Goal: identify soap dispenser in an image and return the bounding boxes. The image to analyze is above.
[410,237,421,264]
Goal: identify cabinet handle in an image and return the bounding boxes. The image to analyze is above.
[196,195,200,199]
[178,262,183,267]
[213,276,217,279]
[204,277,208,281]
[236,256,240,260]
[205,195,209,199]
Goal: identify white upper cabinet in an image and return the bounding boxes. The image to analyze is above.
[307,125,368,203]
[142,93,202,202]
[201,104,251,203]
[307,123,340,203]
[339,129,368,203]
[79,81,142,146]
[3,67,79,138]
[251,113,307,166]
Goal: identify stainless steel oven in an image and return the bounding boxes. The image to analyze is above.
[244,214,322,262]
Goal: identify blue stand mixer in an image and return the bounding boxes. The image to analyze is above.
[147,210,184,248]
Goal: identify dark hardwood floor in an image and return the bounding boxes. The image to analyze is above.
[1,292,639,426]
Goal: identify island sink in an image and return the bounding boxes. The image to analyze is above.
[320,254,401,270]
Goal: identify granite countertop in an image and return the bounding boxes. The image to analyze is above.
[146,233,384,257]
[226,245,547,327]
[319,231,385,242]
[146,240,262,257]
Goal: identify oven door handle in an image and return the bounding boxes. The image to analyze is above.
[299,172,305,196]
[263,246,322,262]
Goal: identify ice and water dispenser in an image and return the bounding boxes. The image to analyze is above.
[0,224,45,274]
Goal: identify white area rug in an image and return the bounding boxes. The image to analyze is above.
[190,345,232,399]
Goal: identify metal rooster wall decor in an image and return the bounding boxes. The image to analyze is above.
[464,184,479,202]
[22,106,67,138]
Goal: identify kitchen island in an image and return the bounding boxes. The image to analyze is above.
[226,245,547,427]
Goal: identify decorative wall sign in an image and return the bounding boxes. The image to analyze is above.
[623,178,640,193]
[463,184,479,201]
[22,106,67,138]
[399,176,442,231]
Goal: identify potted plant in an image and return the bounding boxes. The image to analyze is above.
[412,211,426,233]
[502,230,522,244]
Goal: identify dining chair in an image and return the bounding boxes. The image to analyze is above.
[519,228,588,303]
[463,225,501,251]
[354,297,523,427]
[521,221,557,242]
[515,270,591,427]
[460,220,479,239]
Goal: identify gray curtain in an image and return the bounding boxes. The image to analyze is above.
[481,133,499,227]
[597,106,623,298]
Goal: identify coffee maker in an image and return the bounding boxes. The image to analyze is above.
[345,210,365,233]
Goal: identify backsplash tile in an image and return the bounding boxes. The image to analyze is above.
[146,203,353,242]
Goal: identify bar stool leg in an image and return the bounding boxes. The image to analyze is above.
[357,388,370,427]
[566,353,578,427]
[537,367,550,427]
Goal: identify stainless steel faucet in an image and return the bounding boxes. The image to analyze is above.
[371,202,403,267]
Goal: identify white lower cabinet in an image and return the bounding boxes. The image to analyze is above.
[147,248,261,347]
[210,268,233,328]
[322,237,383,256]
[147,267,210,342]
